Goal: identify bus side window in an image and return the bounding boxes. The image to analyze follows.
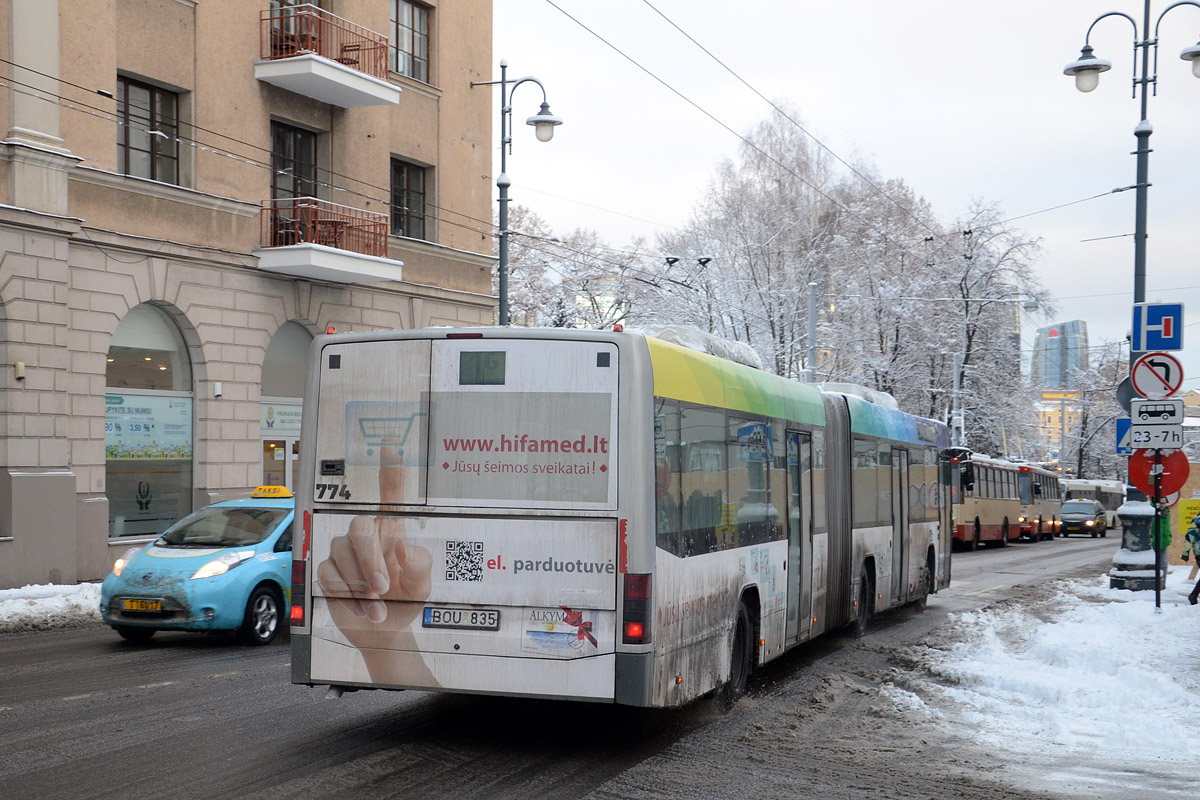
[654,400,683,556]
[681,406,726,556]
[852,438,878,527]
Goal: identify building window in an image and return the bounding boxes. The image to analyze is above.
[116,77,179,184]
[106,303,194,539]
[391,159,427,239]
[391,0,429,82]
[270,122,318,201]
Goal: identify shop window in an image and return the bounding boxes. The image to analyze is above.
[106,304,193,538]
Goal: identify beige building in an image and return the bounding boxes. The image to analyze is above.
[0,0,495,588]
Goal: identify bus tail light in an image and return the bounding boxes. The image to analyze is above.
[622,573,652,644]
[290,559,306,627]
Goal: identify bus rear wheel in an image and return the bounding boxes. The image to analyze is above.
[997,521,1009,548]
[720,602,752,710]
[914,553,935,613]
[854,570,874,639]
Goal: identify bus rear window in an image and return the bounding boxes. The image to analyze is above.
[459,351,505,385]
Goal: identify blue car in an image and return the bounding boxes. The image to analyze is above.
[100,487,295,645]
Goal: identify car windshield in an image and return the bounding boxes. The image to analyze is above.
[157,507,288,548]
[1062,500,1096,513]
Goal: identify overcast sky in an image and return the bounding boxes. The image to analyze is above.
[491,0,1200,403]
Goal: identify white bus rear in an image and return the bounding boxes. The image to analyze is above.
[291,330,646,702]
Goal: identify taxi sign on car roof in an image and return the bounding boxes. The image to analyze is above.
[250,485,293,498]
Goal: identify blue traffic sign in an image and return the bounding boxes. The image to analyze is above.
[1115,417,1134,456]
[1131,303,1184,352]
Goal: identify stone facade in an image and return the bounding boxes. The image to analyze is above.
[0,0,496,587]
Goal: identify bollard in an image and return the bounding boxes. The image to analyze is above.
[1110,499,1166,591]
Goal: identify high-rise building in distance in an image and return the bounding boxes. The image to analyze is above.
[1031,320,1090,388]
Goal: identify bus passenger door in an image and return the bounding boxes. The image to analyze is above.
[785,431,812,644]
[891,448,909,600]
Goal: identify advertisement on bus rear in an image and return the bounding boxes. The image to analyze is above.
[426,391,615,507]
[307,514,618,694]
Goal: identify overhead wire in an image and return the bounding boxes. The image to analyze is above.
[542,0,1125,256]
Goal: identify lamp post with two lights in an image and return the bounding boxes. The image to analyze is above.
[1062,1,1200,313]
[472,60,563,325]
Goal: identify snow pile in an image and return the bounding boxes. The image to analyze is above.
[917,568,1200,762]
[640,325,765,370]
[0,582,103,633]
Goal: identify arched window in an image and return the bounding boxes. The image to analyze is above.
[106,304,194,538]
[260,321,313,490]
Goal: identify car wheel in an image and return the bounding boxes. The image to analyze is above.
[239,585,282,646]
[115,625,156,643]
[719,602,752,710]
[997,521,1009,548]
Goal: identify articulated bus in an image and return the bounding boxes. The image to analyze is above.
[289,328,951,708]
[1017,464,1063,541]
[944,448,1025,549]
[1062,479,1126,529]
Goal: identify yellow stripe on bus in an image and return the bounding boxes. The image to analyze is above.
[645,337,824,424]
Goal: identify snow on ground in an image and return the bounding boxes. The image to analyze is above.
[3,565,1200,797]
[892,565,1200,798]
[0,581,102,633]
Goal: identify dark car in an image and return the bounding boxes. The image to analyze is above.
[1059,499,1108,538]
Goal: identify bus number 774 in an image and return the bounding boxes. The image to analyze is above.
[314,483,352,500]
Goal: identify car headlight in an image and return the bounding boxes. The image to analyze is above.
[191,550,256,580]
[1018,516,1027,524]
[1085,520,1094,526]
[112,546,144,577]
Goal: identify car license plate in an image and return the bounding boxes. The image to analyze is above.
[422,607,500,631]
[122,598,162,612]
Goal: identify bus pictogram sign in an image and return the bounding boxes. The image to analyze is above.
[1130,351,1184,399]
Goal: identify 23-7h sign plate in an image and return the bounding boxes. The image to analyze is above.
[1129,398,1183,448]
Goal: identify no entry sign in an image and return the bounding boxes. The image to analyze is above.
[1128,448,1190,497]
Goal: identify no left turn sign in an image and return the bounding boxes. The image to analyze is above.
[1131,351,1184,399]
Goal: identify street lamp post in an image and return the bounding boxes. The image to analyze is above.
[1063,1,1200,315]
[1064,1,1200,605]
[472,61,562,326]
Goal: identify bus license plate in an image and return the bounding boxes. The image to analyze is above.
[122,598,162,612]
[422,607,500,631]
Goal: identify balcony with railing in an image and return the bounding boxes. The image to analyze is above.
[254,197,403,284]
[255,4,400,107]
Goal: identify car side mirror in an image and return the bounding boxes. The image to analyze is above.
[962,463,975,492]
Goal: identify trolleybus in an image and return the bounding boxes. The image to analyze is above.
[289,327,951,708]
[1017,463,1063,541]
[944,448,1024,549]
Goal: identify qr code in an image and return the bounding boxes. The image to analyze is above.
[445,540,484,582]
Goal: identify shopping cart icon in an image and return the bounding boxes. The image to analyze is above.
[345,401,426,464]
[358,412,425,457]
